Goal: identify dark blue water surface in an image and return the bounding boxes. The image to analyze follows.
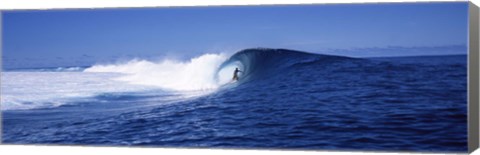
[2,49,467,152]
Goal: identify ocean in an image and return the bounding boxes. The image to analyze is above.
[1,48,467,152]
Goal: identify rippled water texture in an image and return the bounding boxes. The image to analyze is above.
[2,49,467,152]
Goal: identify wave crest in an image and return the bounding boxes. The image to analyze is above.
[85,54,228,91]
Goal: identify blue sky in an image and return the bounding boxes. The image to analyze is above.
[3,2,468,60]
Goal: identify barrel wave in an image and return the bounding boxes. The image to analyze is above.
[2,48,468,152]
[216,48,352,84]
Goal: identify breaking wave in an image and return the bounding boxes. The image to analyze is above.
[84,48,352,91]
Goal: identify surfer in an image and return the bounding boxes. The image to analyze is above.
[232,68,242,81]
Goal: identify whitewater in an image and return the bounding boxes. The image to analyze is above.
[1,52,238,110]
[84,53,234,91]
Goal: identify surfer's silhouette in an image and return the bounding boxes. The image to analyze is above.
[232,68,242,81]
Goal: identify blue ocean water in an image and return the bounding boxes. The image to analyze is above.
[1,49,467,152]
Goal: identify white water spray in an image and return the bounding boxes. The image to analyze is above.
[85,53,239,91]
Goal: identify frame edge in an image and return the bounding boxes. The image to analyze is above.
[469,1,480,154]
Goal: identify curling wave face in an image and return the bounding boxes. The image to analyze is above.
[216,48,351,83]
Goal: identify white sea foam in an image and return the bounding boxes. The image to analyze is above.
[84,53,237,91]
[55,67,84,72]
[0,72,156,110]
[1,53,241,110]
